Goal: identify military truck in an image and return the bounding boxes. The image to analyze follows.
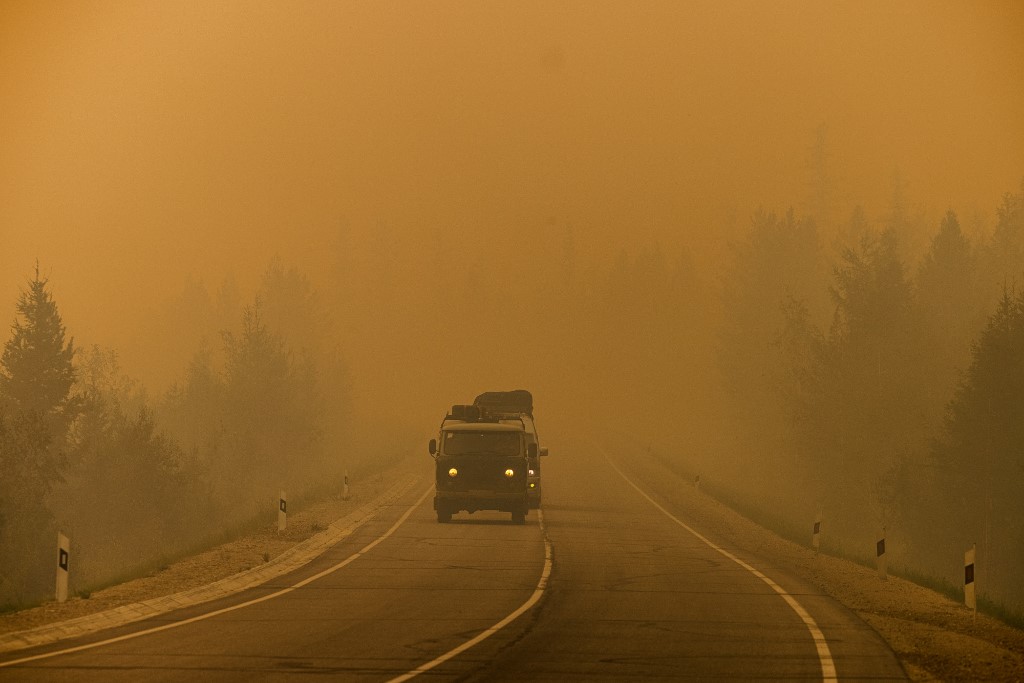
[429,404,535,524]
[473,390,547,509]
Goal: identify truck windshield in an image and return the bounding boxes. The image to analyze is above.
[443,431,520,456]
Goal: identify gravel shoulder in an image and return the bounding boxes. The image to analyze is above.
[0,454,424,639]
[3,447,1023,681]
[620,446,1024,683]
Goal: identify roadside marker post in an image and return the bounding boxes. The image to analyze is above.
[964,544,977,613]
[56,532,70,603]
[876,528,887,580]
[343,471,350,500]
[694,474,700,492]
[812,511,821,554]
[278,491,287,532]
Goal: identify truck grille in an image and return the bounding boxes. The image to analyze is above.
[438,457,525,492]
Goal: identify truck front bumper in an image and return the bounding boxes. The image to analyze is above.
[434,490,528,514]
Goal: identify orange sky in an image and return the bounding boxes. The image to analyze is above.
[1,1,1022,388]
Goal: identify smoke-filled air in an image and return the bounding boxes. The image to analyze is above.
[1,1,1023,619]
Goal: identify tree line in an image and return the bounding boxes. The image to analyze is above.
[0,261,350,609]
[713,181,1024,613]
[3,178,1022,616]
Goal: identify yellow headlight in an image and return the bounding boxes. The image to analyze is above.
[504,468,515,478]
[448,468,458,477]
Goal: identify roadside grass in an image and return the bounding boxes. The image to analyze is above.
[80,463,381,597]
[1,467,354,616]
[1,440,421,618]
[69,508,280,604]
[642,445,1024,631]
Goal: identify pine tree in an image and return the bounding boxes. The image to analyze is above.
[218,301,306,498]
[0,264,75,606]
[814,228,930,537]
[984,181,1024,288]
[0,264,78,435]
[939,289,1024,494]
[927,288,1024,605]
[915,210,985,415]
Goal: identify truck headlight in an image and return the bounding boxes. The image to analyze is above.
[448,467,458,477]
[504,468,515,478]
[528,469,536,476]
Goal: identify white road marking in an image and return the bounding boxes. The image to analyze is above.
[387,510,553,683]
[0,484,435,670]
[600,448,839,683]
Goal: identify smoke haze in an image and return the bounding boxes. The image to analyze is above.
[3,2,1022,392]
[2,1,1023,611]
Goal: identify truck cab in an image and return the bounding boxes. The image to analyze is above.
[429,405,534,524]
[473,390,547,509]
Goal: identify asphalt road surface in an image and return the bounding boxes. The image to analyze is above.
[0,435,906,681]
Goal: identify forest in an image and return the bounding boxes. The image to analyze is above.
[1,178,1023,619]
[0,261,355,608]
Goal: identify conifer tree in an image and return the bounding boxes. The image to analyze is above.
[926,288,1024,599]
[0,264,78,436]
[813,228,928,537]
[0,264,74,605]
[915,210,985,414]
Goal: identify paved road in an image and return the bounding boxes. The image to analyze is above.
[0,435,906,681]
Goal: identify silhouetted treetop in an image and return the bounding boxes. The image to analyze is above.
[0,265,78,431]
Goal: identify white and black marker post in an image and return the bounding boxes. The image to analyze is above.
[343,470,350,500]
[964,543,977,613]
[876,528,887,580]
[278,490,287,532]
[56,532,70,603]
[812,510,821,554]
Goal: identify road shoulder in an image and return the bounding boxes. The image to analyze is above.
[612,442,1024,682]
[0,454,424,653]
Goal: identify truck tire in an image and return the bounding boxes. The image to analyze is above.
[511,508,526,525]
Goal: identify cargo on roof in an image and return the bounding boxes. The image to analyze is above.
[473,390,533,416]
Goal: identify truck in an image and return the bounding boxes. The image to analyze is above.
[429,403,536,524]
[473,390,547,509]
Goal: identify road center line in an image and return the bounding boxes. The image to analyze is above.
[599,447,838,683]
[0,484,435,670]
[387,510,553,683]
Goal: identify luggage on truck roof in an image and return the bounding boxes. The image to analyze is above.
[472,390,533,416]
[444,404,519,425]
[448,404,484,421]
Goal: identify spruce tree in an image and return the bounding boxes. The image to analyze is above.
[0,264,77,434]
[0,264,74,605]
[927,288,1024,603]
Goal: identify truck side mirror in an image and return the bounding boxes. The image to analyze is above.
[540,447,549,457]
[429,438,437,456]
[527,443,538,458]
